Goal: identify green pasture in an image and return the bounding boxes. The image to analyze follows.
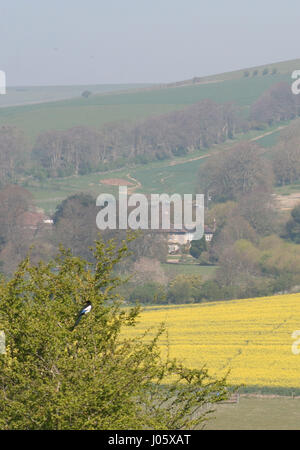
[0,72,292,143]
[161,263,217,280]
[23,122,289,215]
[205,396,300,430]
[275,183,300,196]
[0,83,151,108]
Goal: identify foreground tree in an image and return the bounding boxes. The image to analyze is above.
[0,236,228,430]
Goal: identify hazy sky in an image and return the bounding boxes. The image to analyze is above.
[1,0,299,86]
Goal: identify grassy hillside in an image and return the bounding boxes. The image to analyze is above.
[5,58,298,214]
[176,57,300,85]
[24,122,286,215]
[123,293,300,389]
[0,83,152,108]
[25,155,209,214]
[0,58,297,142]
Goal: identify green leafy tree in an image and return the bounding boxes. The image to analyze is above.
[0,236,228,430]
[197,142,274,203]
[53,193,98,261]
[167,274,203,304]
[81,90,92,98]
[129,282,166,305]
[286,204,300,243]
[190,236,207,259]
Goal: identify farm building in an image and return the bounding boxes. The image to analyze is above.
[167,224,215,253]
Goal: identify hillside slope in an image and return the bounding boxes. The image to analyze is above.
[0,58,298,141]
[166,57,300,86]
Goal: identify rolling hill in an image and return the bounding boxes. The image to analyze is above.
[1,57,298,214]
[26,121,288,215]
[0,83,152,108]
[0,58,298,142]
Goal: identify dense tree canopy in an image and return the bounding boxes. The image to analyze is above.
[286,204,300,244]
[0,126,26,185]
[197,141,273,203]
[250,82,300,126]
[190,236,207,259]
[0,237,229,429]
[31,99,242,177]
[272,120,300,186]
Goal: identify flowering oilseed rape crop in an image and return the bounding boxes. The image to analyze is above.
[125,294,300,387]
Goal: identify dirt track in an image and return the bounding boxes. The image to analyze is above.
[100,178,134,186]
[250,125,288,142]
[274,193,300,211]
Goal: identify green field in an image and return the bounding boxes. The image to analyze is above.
[5,58,298,213]
[0,71,293,142]
[24,146,211,214]
[189,57,300,84]
[27,159,208,214]
[205,396,300,430]
[0,83,152,109]
[275,183,300,196]
[23,122,287,215]
[161,263,217,280]
[255,129,283,148]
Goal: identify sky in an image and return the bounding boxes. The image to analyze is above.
[1,0,299,86]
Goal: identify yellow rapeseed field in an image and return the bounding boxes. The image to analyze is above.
[124,294,300,388]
